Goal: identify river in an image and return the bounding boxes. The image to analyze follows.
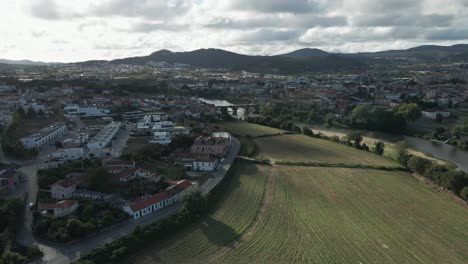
[305,125,468,172]
[200,98,468,172]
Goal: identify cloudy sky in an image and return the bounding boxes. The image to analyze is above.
[1,0,468,62]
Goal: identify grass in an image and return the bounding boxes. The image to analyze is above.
[238,137,257,157]
[124,162,268,264]
[211,121,284,137]
[124,164,468,264]
[254,134,398,167]
[122,137,149,155]
[118,123,467,264]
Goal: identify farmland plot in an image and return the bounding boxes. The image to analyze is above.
[127,165,468,264]
[255,134,398,167]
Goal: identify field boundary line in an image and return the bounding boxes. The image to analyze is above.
[207,167,274,263]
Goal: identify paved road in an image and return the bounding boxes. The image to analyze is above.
[111,123,134,158]
[14,137,240,264]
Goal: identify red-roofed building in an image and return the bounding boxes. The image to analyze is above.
[122,180,198,219]
[115,168,137,183]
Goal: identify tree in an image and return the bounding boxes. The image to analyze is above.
[183,191,207,216]
[88,168,112,193]
[350,104,373,127]
[66,218,85,237]
[460,186,468,201]
[435,113,443,123]
[395,142,410,166]
[169,134,195,151]
[374,141,385,156]
[346,131,363,148]
[453,126,463,139]
[407,156,432,174]
[301,126,314,136]
[0,250,26,264]
[393,103,422,121]
[26,106,36,117]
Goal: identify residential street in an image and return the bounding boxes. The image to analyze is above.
[10,136,239,264]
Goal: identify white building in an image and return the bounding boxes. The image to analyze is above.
[86,122,121,157]
[49,148,84,161]
[51,179,76,199]
[123,180,197,220]
[192,156,219,172]
[39,200,79,218]
[0,82,16,93]
[422,110,450,119]
[64,105,110,118]
[150,131,172,144]
[152,121,175,132]
[20,122,67,150]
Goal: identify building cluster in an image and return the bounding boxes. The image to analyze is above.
[169,132,232,172]
[123,179,197,219]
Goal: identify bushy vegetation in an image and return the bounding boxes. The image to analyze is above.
[34,201,127,243]
[76,161,260,264]
[405,155,468,199]
[1,110,38,159]
[346,103,421,133]
[238,137,258,157]
[37,160,102,189]
[0,198,43,263]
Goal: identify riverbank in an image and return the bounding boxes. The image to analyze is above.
[295,122,468,173]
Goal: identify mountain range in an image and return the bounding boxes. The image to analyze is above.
[2,44,468,74]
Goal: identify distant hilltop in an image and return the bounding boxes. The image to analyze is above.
[2,44,468,74]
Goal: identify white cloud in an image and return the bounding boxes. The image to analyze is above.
[0,0,466,62]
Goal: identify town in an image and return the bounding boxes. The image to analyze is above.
[1,46,468,264]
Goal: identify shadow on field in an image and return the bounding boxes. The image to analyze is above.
[200,217,238,247]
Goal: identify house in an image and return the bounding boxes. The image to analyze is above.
[135,169,162,182]
[150,131,172,144]
[51,179,76,199]
[192,156,219,172]
[39,200,79,218]
[48,148,85,167]
[170,152,219,171]
[102,159,136,174]
[123,192,169,220]
[190,132,231,157]
[422,110,451,119]
[73,190,111,200]
[0,168,20,191]
[123,180,197,220]
[116,168,137,182]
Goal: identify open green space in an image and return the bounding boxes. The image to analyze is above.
[212,121,284,137]
[124,163,468,264]
[108,121,467,264]
[124,162,268,263]
[255,134,398,167]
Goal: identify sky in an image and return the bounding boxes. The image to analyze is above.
[1,0,468,62]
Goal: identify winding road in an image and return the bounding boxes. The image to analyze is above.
[7,134,239,264]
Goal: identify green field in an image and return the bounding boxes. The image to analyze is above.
[121,122,467,264]
[125,162,268,263]
[211,122,284,137]
[255,134,398,167]
[126,163,468,264]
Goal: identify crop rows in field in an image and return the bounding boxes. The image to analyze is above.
[254,134,398,167]
[217,166,468,264]
[127,164,468,264]
[126,163,269,264]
